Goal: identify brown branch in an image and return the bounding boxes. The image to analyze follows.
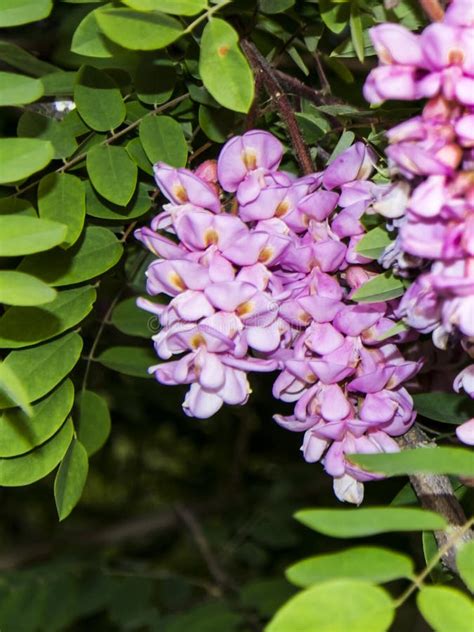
[418,0,445,21]
[273,70,331,106]
[397,425,473,573]
[174,503,237,594]
[241,39,314,175]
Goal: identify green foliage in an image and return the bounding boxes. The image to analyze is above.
[351,447,474,477]
[139,115,188,166]
[0,418,73,486]
[110,297,153,338]
[286,547,414,587]
[95,8,184,50]
[417,586,474,632]
[295,507,447,537]
[0,138,54,183]
[75,65,126,131]
[457,540,474,593]
[0,3,472,630]
[18,226,123,286]
[96,345,156,377]
[54,438,89,520]
[0,271,57,306]
[266,579,395,632]
[0,71,44,106]
[199,19,254,113]
[413,392,474,424]
[0,286,96,348]
[0,216,67,256]
[0,333,82,408]
[352,271,405,303]
[0,0,52,27]
[355,225,393,260]
[37,173,86,247]
[87,144,138,205]
[77,390,111,456]
[0,380,74,457]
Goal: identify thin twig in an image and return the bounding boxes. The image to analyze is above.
[241,39,314,175]
[174,503,236,594]
[313,51,331,94]
[394,515,474,607]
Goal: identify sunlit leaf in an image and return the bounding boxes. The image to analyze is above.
[0,138,54,184]
[96,8,183,50]
[266,579,394,632]
[295,507,447,538]
[199,19,254,113]
[417,586,474,632]
[0,271,57,306]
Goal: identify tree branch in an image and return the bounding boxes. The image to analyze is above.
[418,0,444,21]
[397,425,473,574]
[241,39,314,175]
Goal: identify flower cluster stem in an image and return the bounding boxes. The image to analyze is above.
[241,39,314,175]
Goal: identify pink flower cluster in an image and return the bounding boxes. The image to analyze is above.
[364,0,474,415]
[136,130,421,503]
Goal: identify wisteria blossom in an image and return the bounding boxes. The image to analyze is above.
[364,0,474,406]
[136,130,422,504]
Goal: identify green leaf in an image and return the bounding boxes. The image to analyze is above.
[0,271,57,306]
[199,104,235,142]
[123,0,207,14]
[295,507,447,538]
[413,392,474,424]
[87,144,138,205]
[199,18,254,113]
[96,346,155,377]
[0,197,35,217]
[126,138,153,175]
[286,547,414,588]
[266,579,394,632]
[71,9,122,58]
[74,65,126,131]
[352,272,405,303]
[0,418,73,487]
[0,285,96,349]
[417,586,474,632]
[349,2,364,63]
[0,380,74,457]
[351,447,474,478]
[0,40,58,77]
[355,226,393,260]
[54,438,89,520]
[0,0,52,27]
[376,321,409,341]
[0,215,67,256]
[329,130,355,161]
[85,180,152,220]
[0,138,54,184]
[0,333,83,409]
[77,390,111,456]
[139,115,187,167]
[0,362,32,417]
[457,540,474,593]
[135,58,176,105]
[37,173,86,247]
[260,0,295,14]
[111,297,154,338]
[0,72,43,106]
[41,71,76,97]
[19,226,123,286]
[319,0,350,34]
[17,111,78,160]
[95,8,183,50]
